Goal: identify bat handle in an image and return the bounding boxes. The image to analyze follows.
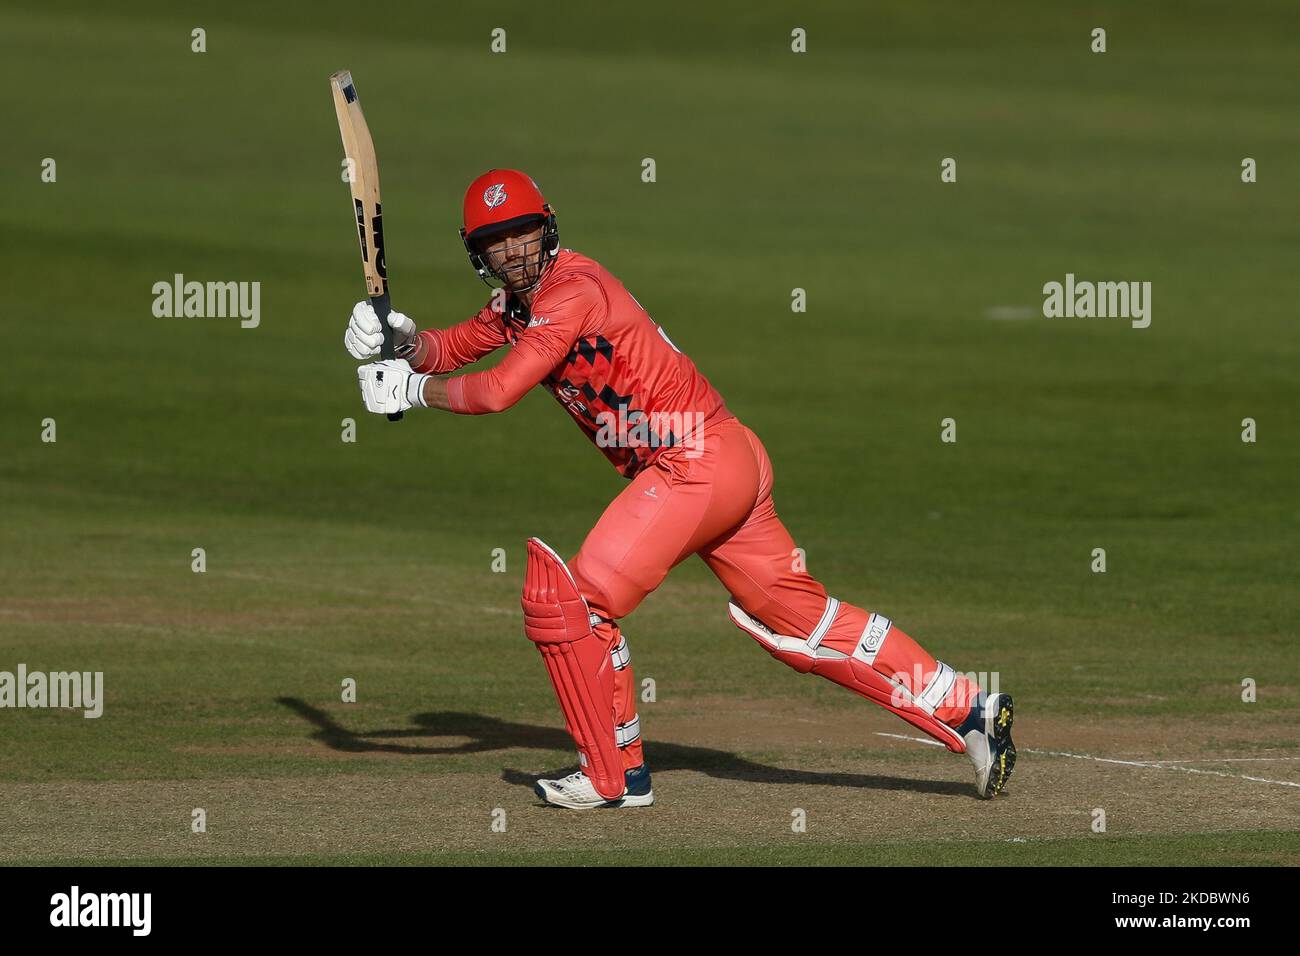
[369,290,404,422]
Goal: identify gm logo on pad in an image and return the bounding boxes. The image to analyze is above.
[853,613,892,664]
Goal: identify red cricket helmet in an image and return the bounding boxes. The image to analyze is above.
[459,169,559,290]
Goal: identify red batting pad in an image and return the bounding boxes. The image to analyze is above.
[522,538,624,800]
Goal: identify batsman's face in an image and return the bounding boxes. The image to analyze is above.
[480,221,545,290]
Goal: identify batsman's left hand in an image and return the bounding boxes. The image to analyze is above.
[357,359,429,415]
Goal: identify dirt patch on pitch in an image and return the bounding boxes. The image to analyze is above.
[3,695,1297,863]
[645,694,1300,764]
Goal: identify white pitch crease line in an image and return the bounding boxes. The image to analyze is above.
[1029,748,1300,788]
[1143,757,1300,765]
[873,734,1300,789]
[876,732,945,747]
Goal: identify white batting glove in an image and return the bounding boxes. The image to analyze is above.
[357,359,431,415]
[344,300,418,360]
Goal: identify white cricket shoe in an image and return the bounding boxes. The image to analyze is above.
[959,693,1017,799]
[534,764,655,809]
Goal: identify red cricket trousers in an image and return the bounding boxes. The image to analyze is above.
[568,415,977,769]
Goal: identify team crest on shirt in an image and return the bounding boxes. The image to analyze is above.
[483,183,508,208]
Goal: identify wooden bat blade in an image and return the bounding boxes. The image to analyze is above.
[330,69,401,422]
[329,70,386,300]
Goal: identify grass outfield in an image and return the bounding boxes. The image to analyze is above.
[1,1,1298,865]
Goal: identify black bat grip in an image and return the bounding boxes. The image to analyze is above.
[369,290,403,422]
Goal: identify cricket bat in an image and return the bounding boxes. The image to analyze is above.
[329,69,402,422]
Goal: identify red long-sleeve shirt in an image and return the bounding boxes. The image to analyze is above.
[412,249,731,478]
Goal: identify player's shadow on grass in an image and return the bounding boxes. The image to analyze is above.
[277,698,968,797]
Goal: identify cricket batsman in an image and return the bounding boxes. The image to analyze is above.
[347,169,1016,807]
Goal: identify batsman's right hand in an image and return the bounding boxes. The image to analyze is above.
[344,300,418,360]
